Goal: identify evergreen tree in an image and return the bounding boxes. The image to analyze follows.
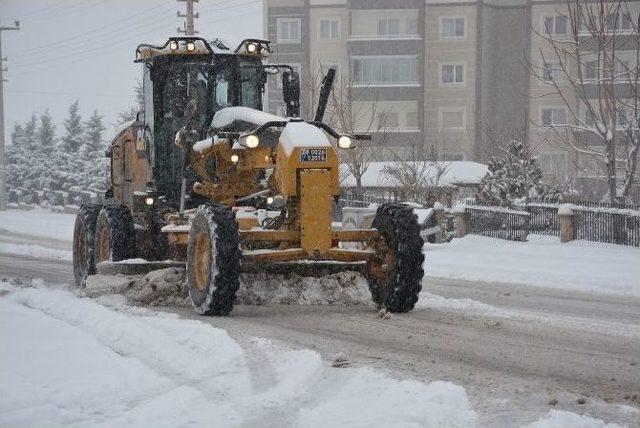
[37,111,57,154]
[477,140,562,207]
[23,114,38,152]
[83,110,106,156]
[61,100,84,153]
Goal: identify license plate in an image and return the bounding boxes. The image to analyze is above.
[300,148,327,162]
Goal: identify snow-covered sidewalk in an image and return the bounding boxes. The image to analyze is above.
[0,282,478,428]
[0,209,76,242]
[425,235,640,297]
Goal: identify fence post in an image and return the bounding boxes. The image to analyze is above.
[453,209,469,238]
[559,204,577,243]
[434,202,446,242]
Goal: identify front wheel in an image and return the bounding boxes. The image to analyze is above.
[72,204,101,288]
[94,205,137,264]
[366,204,424,313]
[186,204,241,316]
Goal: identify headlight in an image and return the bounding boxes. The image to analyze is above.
[186,42,196,52]
[338,135,353,149]
[246,134,259,148]
[247,42,257,53]
[231,154,239,163]
[266,196,274,204]
[169,41,178,51]
[145,197,154,206]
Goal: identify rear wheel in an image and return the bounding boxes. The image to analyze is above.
[94,205,137,264]
[186,204,241,316]
[72,204,101,288]
[366,204,424,313]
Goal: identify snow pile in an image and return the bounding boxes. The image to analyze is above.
[425,235,640,296]
[211,106,286,129]
[525,410,623,428]
[84,269,371,308]
[0,209,76,241]
[238,271,370,306]
[0,282,478,428]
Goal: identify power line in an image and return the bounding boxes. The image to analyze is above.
[5,89,134,99]
[10,0,261,72]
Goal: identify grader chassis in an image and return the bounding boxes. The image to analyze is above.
[72,37,424,315]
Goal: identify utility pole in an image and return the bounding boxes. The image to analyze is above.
[177,0,199,36]
[0,21,20,211]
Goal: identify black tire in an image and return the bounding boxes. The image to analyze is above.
[72,204,101,288]
[94,205,137,263]
[186,204,241,316]
[367,204,424,313]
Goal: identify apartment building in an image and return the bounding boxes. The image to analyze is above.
[263,0,639,194]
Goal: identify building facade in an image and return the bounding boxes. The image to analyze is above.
[263,0,639,196]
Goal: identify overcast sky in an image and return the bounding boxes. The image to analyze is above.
[0,0,263,144]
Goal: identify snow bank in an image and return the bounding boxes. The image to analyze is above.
[426,235,640,297]
[279,121,331,156]
[0,282,478,428]
[0,242,72,260]
[0,209,76,242]
[525,410,623,428]
[211,106,286,129]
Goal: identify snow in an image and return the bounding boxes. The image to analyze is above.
[426,235,640,297]
[0,282,480,428]
[525,410,623,428]
[341,161,488,188]
[414,207,434,224]
[192,137,212,152]
[558,203,574,215]
[0,242,72,260]
[0,209,76,241]
[279,121,331,156]
[211,106,286,129]
[111,119,135,140]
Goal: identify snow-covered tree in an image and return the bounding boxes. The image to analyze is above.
[477,140,563,207]
[83,110,106,156]
[37,111,57,155]
[61,100,84,153]
[82,110,109,190]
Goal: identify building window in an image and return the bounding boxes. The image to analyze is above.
[377,18,400,37]
[407,18,419,36]
[319,19,339,40]
[583,59,598,81]
[277,18,301,43]
[378,111,399,129]
[606,12,633,32]
[542,61,564,82]
[351,56,419,85]
[440,108,466,129]
[441,17,465,38]
[540,107,567,126]
[441,64,465,84]
[543,15,568,35]
[405,111,418,129]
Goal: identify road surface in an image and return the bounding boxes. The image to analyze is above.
[1,232,639,427]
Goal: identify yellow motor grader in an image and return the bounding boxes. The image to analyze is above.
[72,37,424,315]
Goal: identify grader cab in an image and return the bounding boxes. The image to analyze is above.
[72,37,424,316]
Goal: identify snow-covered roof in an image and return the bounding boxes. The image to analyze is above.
[341,161,488,188]
[111,120,135,140]
[279,122,331,156]
[211,107,286,129]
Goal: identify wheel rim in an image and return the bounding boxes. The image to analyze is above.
[194,231,212,292]
[96,223,111,262]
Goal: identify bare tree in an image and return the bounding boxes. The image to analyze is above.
[381,134,451,203]
[303,64,391,199]
[530,0,639,203]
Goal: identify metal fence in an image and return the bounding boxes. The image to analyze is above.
[463,199,640,246]
[573,205,640,247]
[466,205,530,241]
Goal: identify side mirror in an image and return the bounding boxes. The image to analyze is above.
[282,69,300,118]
